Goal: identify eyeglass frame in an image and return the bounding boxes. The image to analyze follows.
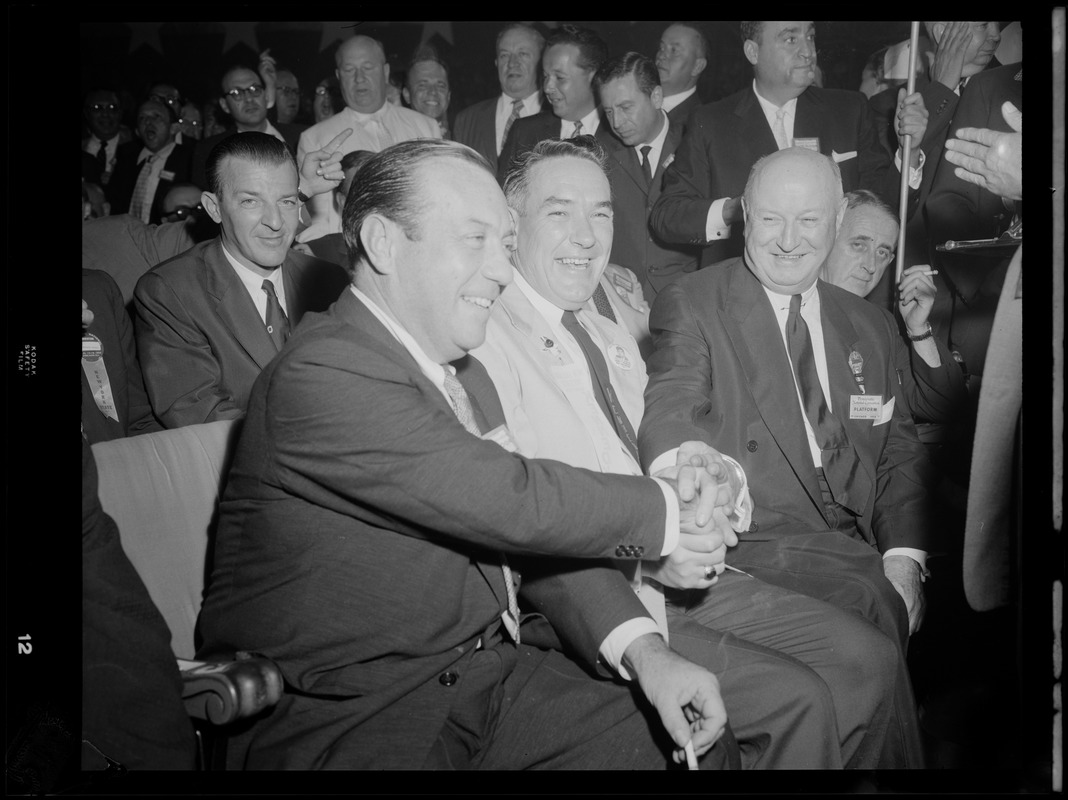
[88,103,119,113]
[162,203,205,222]
[224,84,265,101]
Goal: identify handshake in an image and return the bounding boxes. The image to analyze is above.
[651,441,746,591]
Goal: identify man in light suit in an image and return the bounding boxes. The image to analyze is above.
[470,137,902,770]
[453,22,545,174]
[654,22,709,130]
[196,138,741,770]
[650,21,928,268]
[134,132,350,429]
[640,147,934,768]
[595,52,700,298]
[296,35,442,241]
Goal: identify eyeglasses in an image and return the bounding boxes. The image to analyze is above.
[162,203,204,222]
[178,118,201,128]
[88,103,118,113]
[314,86,331,96]
[224,85,265,101]
[150,94,181,107]
[276,86,300,96]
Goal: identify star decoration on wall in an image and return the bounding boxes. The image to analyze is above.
[127,22,164,55]
[222,21,259,54]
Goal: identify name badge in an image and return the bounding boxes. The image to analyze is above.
[81,335,119,422]
[849,394,882,420]
[794,137,820,152]
[608,344,634,371]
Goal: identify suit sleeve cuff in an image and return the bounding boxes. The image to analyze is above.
[599,619,664,680]
[651,476,679,556]
[894,147,925,189]
[705,197,732,240]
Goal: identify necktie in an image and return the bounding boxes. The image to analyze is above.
[639,145,653,188]
[442,370,521,643]
[784,294,861,509]
[772,107,789,150]
[262,279,290,351]
[501,97,523,151]
[591,283,617,323]
[561,310,640,462]
[95,141,108,173]
[570,120,583,138]
[129,154,156,223]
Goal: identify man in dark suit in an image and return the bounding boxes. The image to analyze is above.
[81,269,162,445]
[453,22,545,174]
[106,99,194,225]
[497,24,611,183]
[655,22,708,130]
[134,132,349,429]
[191,65,304,189]
[595,52,700,298]
[640,147,934,768]
[651,21,928,268]
[196,138,740,770]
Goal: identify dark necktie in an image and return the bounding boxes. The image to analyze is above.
[639,145,653,188]
[570,120,583,138]
[785,294,861,510]
[591,283,617,323]
[561,310,640,462]
[95,141,108,173]
[501,97,523,151]
[442,370,521,643]
[262,279,290,351]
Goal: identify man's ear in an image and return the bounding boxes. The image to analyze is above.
[835,197,847,233]
[402,87,411,106]
[201,190,223,224]
[218,96,231,116]
[359,213,398,275]
[650,85,664,110]
[743,40,759,67]
[692,57,708,78]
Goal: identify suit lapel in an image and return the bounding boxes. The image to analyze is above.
[736,88,779,161]
[793,89,825,152]
[650,120,683,206]
[722,263,827,522]
[203,239,280,370]
[605,135,647,197]
[816,284,875,513]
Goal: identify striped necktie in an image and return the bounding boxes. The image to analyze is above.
[501,97,523,151]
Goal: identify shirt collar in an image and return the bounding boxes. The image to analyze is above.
[138,140,175,164]
[761,278,820,313]
[660,86,697,114]
[511,269,573,326]
[752,79,799,117]
[502,90,541,114]
[346,103,390,125]
[636,111,670,151]
[221,242,286,297]
[564,107,601,137]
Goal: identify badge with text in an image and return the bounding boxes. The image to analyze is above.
[794,137,820,152]
[849,394,883,420]
[847,349,865,394]
[609,344,634,371]
[81,334,119,422]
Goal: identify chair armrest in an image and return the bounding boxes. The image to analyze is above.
[178,653,283,725]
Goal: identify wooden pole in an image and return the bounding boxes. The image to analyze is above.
[895,21,922,284]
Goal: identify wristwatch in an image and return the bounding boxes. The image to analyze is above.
[907,323,933,342]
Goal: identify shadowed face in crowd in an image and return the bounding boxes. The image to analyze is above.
[542,43,596,122]
[85,90,122,141]
[203,156,300,275]
[745,21,818,103]
[497,26,542,99]
[404,60,450,123]
[136,100,176,153]
[337,36,389,114]
[512,155,613,311]
[220,67,268,129]
[600,72,664,148]
[656,24,706,96]
[274,70,301,124]
[743,148,844,296]
[821,204,898,298]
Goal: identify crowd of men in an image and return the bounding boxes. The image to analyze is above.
[80,20,1025,775]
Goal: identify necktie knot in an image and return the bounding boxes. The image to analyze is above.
[571,120,583,138]
[639,145,654,187]
[262,279,290,351]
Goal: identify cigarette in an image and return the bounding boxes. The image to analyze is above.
[923,270,939,276]
[685,740,699,770]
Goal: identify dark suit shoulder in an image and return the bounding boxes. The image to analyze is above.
[82,267,124,305]
[455,97,496,122]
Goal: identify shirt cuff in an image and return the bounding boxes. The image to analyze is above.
[883,547,929,576]
[651,476,679,556]
[720,455,754,532]
[894,147,925,189]
[705,197,732,240]
[599,618,664,680]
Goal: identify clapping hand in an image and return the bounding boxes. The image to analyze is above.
[944,101,1022,202]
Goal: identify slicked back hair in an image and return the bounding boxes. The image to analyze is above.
[343,139,493,272]
[503,135,610,215]
[845,189,894,217]
[593,52,661,96]
[205,131,296,196]
[544,24,608,75]
[740,21,764,45]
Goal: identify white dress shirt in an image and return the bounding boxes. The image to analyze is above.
[635,111,670,174]
[495,91,541,155]
[560,107,601,139]
[221,244,288,324]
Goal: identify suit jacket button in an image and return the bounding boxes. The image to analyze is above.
[615,545,626,557]
[746,440,758,452]
[635,546,644,557]
[439,671,458,687]
[749,522,759,533]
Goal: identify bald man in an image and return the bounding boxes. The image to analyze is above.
[296,35,442,241]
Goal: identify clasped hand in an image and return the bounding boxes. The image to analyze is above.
[652,441,741,589]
